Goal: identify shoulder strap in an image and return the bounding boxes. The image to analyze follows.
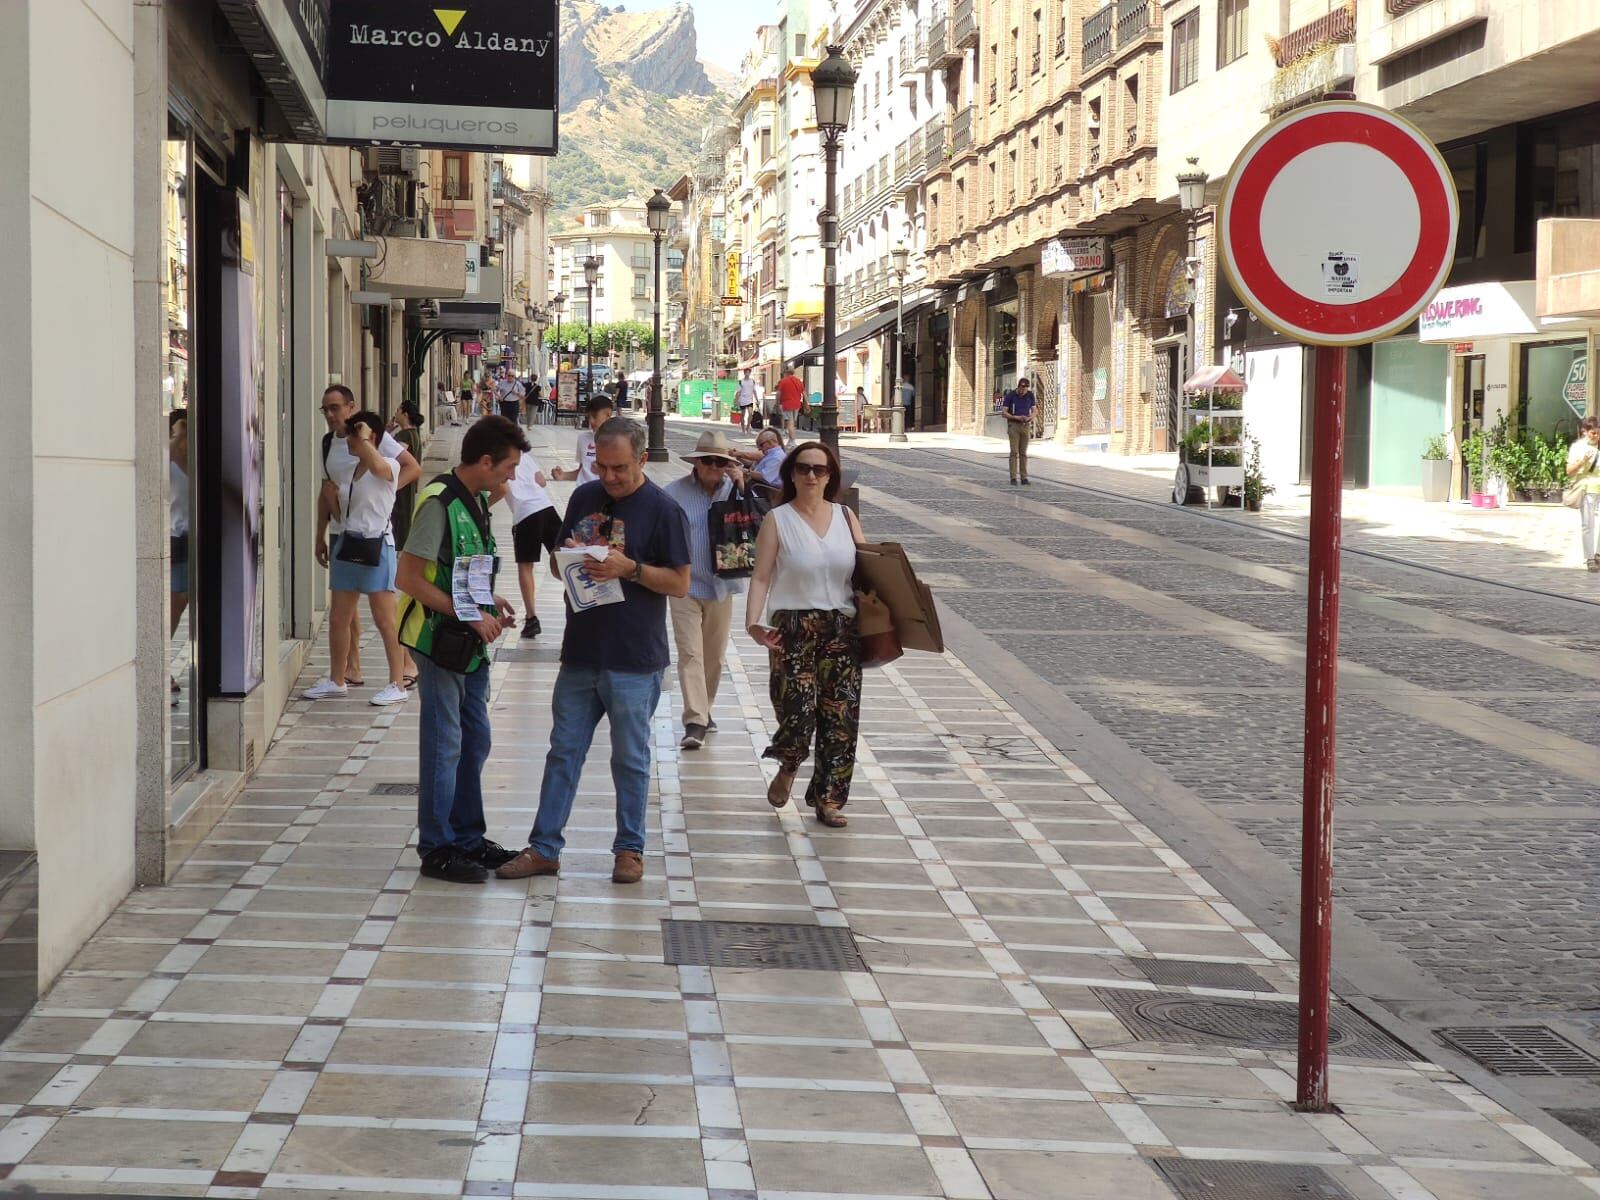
[321,431,335,476]
[436,471,492,548]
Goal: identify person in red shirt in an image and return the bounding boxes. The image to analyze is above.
[775,366,806,445]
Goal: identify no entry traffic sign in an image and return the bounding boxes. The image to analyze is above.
[1218,102,1458,346]
[1215,101,1458,1117]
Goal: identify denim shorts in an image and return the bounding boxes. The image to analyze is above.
[329,535,397,594]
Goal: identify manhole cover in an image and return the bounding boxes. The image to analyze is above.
[369,782,418,795]
[1154,1159,1357,1199]
[1092,989,1415,1061]
[1435,1027,1600,1078]
[661,920,868,972]
[1133,960,1272,992]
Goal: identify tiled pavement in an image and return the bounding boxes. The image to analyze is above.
[1,432,1598,1198]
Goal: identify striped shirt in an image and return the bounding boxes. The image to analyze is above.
[663,473,748,603]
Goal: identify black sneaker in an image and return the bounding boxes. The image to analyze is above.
[468,838,520,870]
[680,724,707,750]
[1021,479,1031,485]
[706,717,718,733]
[420,848,488,885]
[521,616,542,639]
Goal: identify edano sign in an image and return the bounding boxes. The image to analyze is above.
[326,1,559,154]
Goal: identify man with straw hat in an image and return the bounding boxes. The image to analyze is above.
[663,430,750,750]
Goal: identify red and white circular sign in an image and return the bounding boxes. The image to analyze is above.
[1217,101,1458,347]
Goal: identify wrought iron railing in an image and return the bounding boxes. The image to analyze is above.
[1115,0,1153,47]
[1083,6,1113,68]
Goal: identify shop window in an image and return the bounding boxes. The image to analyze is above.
[163,126,198,783]
[1218,0,1248,68]
[989,301,1019,399]
[1170,10,1199,93]
[1520,340,1588,440]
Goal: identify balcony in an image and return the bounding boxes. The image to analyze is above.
[951,106,974,155]
[1056,29,1066,58]
[924,119,947,170]
[491,176,531,213]
[989,80,998,105]
[952,0,976,48]
[1125,123,1139,149]
[928,8,953,63]
[1086,142,1102,170]
[895,141,910,182]
[1083,6,1113,69]
[1272,4,1355,65]
[1053,162,1064,186]
[1115,0,1154,47]
[1030,48,1041,75]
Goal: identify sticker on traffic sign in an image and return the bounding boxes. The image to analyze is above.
[1218,101,1458,347]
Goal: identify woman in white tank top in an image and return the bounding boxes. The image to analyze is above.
[745,441,865,827]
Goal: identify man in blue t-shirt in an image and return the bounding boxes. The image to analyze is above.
[499,418,692,886]
[1001,376,1037,485]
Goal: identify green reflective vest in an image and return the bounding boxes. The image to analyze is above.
[398,474,497,674]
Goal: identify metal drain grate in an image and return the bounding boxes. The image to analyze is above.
[1133,960,1272,992]
[1155,1160,1357,1199]
[1435,1027,1600,1078]
[1092,988,1415,1061]
[369,782,418,796]
[661,920,868,972]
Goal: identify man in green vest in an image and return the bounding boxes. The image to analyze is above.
[395,415,529,884]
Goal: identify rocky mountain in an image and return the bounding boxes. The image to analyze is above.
[552,1,731,221]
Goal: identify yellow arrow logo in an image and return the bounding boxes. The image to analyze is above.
[434,9,467,36]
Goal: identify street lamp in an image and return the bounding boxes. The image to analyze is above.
[646,187,672,461]
[889,242,909,443]
[583,255,600,400]
[551,291,566,378]
[810,44,858,459]
[1177,157,1209,414]
[775,283,789,365]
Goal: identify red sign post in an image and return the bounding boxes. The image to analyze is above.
[1217,101,1457,1112]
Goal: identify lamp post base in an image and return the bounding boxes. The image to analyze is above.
[646,409,669,462]
[889,407,908,443]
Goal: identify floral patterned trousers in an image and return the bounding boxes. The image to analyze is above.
[764,610,862,809]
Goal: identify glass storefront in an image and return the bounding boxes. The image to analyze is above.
[1520,339,1587,440]
[163,124,198,782]
[278,179,297,643]
[987,299,1018,404]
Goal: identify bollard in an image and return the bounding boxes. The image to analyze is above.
[889,406,908,443]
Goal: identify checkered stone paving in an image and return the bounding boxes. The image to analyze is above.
[0,427,1595,1198]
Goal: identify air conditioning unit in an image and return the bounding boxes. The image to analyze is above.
[365,147,422,176]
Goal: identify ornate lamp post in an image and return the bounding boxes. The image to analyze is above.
[1177,157,1209,398]
[551,292,566,373]
[646,187,672,461]
[775,282,789,367]
[810,45,858,458]
[889,242,909,443]
[583,255,600,399]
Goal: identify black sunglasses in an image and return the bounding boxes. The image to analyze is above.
[792,462,831,478]
[698,456,734,468]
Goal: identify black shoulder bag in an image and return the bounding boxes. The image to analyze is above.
[335,473,387,567]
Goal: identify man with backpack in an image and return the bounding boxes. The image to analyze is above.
[395,415,529,884]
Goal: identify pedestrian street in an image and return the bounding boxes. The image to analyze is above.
[0,437,1594,1200]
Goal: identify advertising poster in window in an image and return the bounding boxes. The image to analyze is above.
[219,187,266,696]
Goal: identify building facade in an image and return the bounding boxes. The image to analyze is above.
[549,197,681,372]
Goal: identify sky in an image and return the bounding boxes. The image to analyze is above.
[617,0,757,76]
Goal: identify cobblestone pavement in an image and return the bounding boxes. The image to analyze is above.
[826,438,1600,1045]
[0,421,1596,1197]
[850,431,1600,604]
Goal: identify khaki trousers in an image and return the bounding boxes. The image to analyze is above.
[670,595,734,729]
[1007,421,1031,481]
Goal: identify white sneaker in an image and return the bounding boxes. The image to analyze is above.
[302,678,348,700]
[370,682,410,706]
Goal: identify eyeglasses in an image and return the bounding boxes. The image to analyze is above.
[698,457,734,468]
[319,404,346,414]
[792,462,831,478]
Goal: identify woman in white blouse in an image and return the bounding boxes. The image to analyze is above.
[325,411,409,707]
[745,441,864,827]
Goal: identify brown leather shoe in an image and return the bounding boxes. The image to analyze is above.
[611,851,645,884]
[495,848,560,879]
[813,802,848,828]
[767,765,797,808]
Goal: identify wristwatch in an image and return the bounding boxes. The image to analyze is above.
[631,560,645,584]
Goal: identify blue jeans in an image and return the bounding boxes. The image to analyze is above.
[528,665,663,861]
[416,656,491,859]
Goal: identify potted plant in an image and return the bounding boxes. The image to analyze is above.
[1462,429,1490,506]
[1421,435,1450,503]
[1243,436,1274,512]
[1537,434,1569,503]
[1498,436,1536,503]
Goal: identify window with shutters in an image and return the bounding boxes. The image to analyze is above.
[1218,0,1248,68]
[1170,10,1199,93]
